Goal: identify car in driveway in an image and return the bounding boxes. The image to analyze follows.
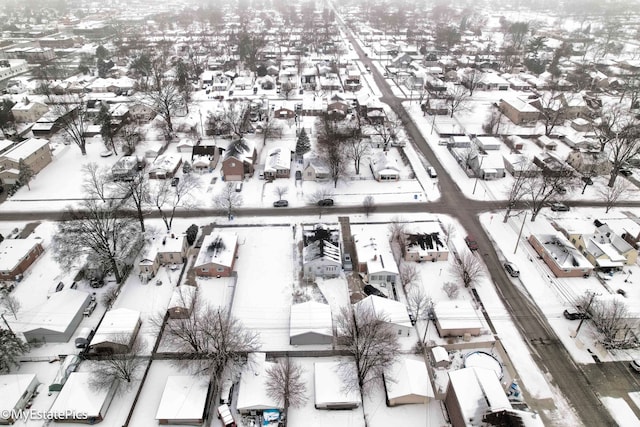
[631,360,640,373]
[550,203,570,212]
[464,235,478,251]
[503,262,520,277]
[273,200,289,207]
[563,308,588,320]
[363,284,386,298]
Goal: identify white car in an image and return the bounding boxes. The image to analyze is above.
[631,360,640,373]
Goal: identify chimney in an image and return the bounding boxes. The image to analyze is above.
[373,254,377,261]
[162,237,166,245]
[171,233,175,239]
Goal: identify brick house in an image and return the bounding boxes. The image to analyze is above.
[0,138,52,186]
[0,238,44,281]
[193,232,239,277]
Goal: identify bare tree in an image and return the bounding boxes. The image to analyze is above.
[595,107,640,187]
[265,358,308,426]
[598,180,629,213]
[399,262,420,293]
[406,287,432,322]
[119,124,142,155]
[52,198,139,284]
[525,167,576,221]
[17,159,34,191]
[0,329,28,373]
[208,100,251,138]
[372,119,399,151]
[336,304,400,396]
[345,137,371,175]
[214,182,244,220]
[149,175,200,231]
[442,221,455,245]
[503,159,536,222]
[461,68,483,96]
[89,335,145,390]
[0,290,21,319]
[482,108,505,135]
[578,294,637,349]
[533,89,567,137]
[446,85,470,118]
[53,96,89,155]
[82,163,110,202]
[442,281,461,299]
[273,185,289,201]
[317,137,347,188]
[115,172,150,232]
[159,300,260,394]
[388,218,407,262]
[145,81,182,136]
[450,252,484,288]
[362,195,375,217]
[307,187,334,219]
[261,119,282,145]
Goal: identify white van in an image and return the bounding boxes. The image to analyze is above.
[427,167,437,178]
[74,327,94,348]
[235,182,243,192]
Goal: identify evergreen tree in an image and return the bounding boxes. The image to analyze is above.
[17,159,34,190]
[295,128,311,156]
[186,224,198,246]
[97,104,117,155]
[0,329,29,373]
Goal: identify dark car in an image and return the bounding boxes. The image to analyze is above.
[171,177,179,187]
[317,198,334,206]
[563,308,588,320]
[464,235,478,251]
[550,203,570,212]
[503,262,520,277]
[273,200,289,207]
[364,284,386,298]
[620,169,633,177]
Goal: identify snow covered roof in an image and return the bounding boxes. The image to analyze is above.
[314,361,360,407]
[448,367,512,422]
[91,308,141,346]
[265,147,291,172]
[353,233,399,276]
[433,299,483,332]
[531,233,593,270]
[431,346,449,364]
[22,289,90,334]
[289,301,332,339]
[2,138,49,162]
[194,231,238,268]
[384,357,433,401]
[155,376,208,421]
[168,285,196,310]
[355,295,412,328]
[236,352,280,412]
[0,238,42,273]
[0,374,38,413]
[49,372,116,419]
[303,239,341,265]
[149,153,182,175]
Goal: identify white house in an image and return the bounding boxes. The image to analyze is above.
[370,151,400,181]
[49,372,118,423]
[289,301,333,345]
[355,295,412,336]
[236,352,281,414]
[433,300,484,338]
[353,233,399,292]
[90,308,141,353]
[0,374,40,424]
[155,376,209,425]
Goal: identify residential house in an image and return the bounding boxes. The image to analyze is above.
[355,295,412,337]
[370,151,400,181]
[289,301,333,345]
[148,154,182,179]
[536,135,558,151]
[327,101,349,119]
[353,233,399,295]
[314,361,361,410]
[561,222,637,269]
[264,147,291,180]
[302,224,342,280]
[155,376,209,425]
[384,357,434,406]
[273,107,296,119]
[221,139,257,181]
[128,102,156,122]
[0,238,44,281]
[303,157,330,181]
[319,73,342,91]
[0,137,52,186]
[476,72,510,91]
[192,139,220,171]
[0,374,40,424]
[474,136,502,151]
[433,300,484,337]
[10,100,48,123]
[404,223,449,262]
[139,234,188,281]
[236,353,281,414]
[566,149,611,176]
[528,233,594,278]
[499,98,539,125]
[111,155,141,181]
[469,152,506,180]
[167,285,197,319]
[193,231,239,277]
[49,373,118,423]
[22,290,90,343]
[533,152,573,177]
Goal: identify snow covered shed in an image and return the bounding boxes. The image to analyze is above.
[167,285,197,319]
[89,308,141,354]
[155,376,209,425]
[289,301,333,345]
[431,346,450,368]
[236,352,281,414]
[355,295,412,337]
[22,289,91,343]
[444,367,512,427]
[384,357,434,406]
[433,300,484,338]
[0,374,39,424]
[314,361,360,410]
[49,372,118,423]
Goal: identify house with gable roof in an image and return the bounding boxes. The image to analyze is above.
[193,231,239,277]
[302,224,342,280]
[370,151,400,181]
[264,146,291,179]
[384,356,434,406]
[0,138,52,186]
[221,138,257,181]
[355,295,412,336]
[0,238,44,281]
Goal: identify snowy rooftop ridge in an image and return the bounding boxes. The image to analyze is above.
[155,375,208,421]
[193,231,237,268]
[21,289,90,334]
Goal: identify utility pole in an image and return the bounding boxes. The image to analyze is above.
[1,313,14,334]
[514,211,528,254]
[574,292,597,337]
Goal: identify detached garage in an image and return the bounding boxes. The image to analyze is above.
[22,289,90,343]
[155,376,209,425]
[384,357,434,406]
[49,372,118,423]
[314,361,360,410]
[0,374,40,424]
[289,301,333,345]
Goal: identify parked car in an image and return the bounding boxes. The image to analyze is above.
[364,284,386,298]
[427,167,437,178]
[563,308,587,320]
[631,360,640,373]
[550,203,570,212]
[171,177,179,187]
[503,262,520,277]
[75,327,94,347]
[83,301,97,317]
[464,235,478,251]
[273,200,289,207]
[317,198,334,206]
[620,169,633,177]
